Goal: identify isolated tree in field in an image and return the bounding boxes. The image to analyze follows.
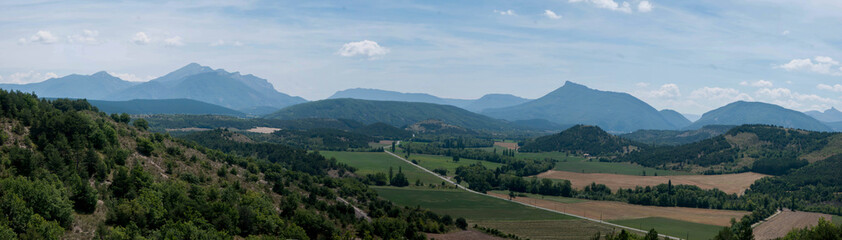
[452,155,460,162]
[389,166,393,181]
[390,167,409,187]
[508,191,515,200]
[391,141,396,152]
[455,217,468,230]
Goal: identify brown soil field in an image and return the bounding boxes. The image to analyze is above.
[753,210,832,240]
[494,142,519,150]
[426,230,505,240]
[475,220,621,240]
[378,140,395,145]
[488,193,748,226]
[245,127,280,133]
[537,170,768,195]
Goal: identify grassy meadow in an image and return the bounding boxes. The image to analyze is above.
[319,151,445,186]
[409,154,504,177]
[610,217,721,240]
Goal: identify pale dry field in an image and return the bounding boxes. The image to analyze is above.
[245,127,280,133]
[488,193,748,226]
[493,142,519,150]
[537,170,768,195]
[753,210,832,240]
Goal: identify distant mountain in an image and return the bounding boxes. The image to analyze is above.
[88,99,245,116]
[682,113,702,122]
[328,88,529,112]
[511,119,573,131]
[462,94,530,112]
[0,71,137,99]
[264,98,512,130]
[620,125,735,146]
[107,63,306,111]
[685,101,831,132]
[659,109,692,129]
[329,88,470,106]
[482,81,679,132]
[805,107,842,123]
[519,125,643,155]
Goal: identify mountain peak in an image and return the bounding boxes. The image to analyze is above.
[562,81,588,89]
[91,71,112,78]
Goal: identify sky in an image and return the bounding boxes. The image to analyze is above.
[2,0,842,114]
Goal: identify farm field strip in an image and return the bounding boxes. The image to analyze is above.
[409,154,504,176]
[381,150,683,240]
[320,151,444,186]
[753,210,834,240]
[610,217,723,240]
[537,170,768,195]
[486,192,747,227]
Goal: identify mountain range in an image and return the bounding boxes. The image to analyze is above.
[264,98,514,131]
[0,63,305,114]
[805,107,842,123]
[88,99,245,116]
[482,81,688,132]
[685,101,832,132]
[328,88,530,112]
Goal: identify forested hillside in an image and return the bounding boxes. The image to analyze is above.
[0,89,456,239]
[619,125,835,175]
[620,125,734,146]
[519,125,643,156]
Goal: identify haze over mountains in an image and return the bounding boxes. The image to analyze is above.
[1,63,840,133]
[482,81,687,132]
[328,88,530,112]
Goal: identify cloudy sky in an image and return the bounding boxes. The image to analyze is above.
[2,0,842,114]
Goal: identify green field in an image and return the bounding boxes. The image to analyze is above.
[834,215,842,225]
[515,152,692,176]
[373,187,574,221]
[320,151,445,186]
[409,154,504,176]
[488,190,585,204]
[610,217,721,240]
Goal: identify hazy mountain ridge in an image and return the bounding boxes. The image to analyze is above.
[805,107,842,123]
[264,98,514,131]
[328,88,529,112]
[482,81,679,133]
[0,71,138,99]
[686,101,831,132]
[88,99,246,116]
[620,125,735,146]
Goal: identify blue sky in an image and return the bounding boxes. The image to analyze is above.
[2,0,842,114]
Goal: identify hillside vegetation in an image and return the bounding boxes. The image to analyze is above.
[0,89,457,239]
[265,98,513,131]
[89,99,246,116]
[519,125,643,156]
[620,125,734,146]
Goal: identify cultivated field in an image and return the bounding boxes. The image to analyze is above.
[245,127,280,133]
[410,154,504,177]
[516,152,691,176]
[426,230,505,240]
[610,217,722,240]
[537,170,768,194]
[487,192,748,226]
[753,210,833,240]
[374,187,623,239]
[320,151,445,186]
[494,141,519,150]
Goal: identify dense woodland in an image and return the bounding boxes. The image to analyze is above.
[0,90,458,239]
[519,125,642,155]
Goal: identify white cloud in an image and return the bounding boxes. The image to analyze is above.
[67,29,100,45]
[781,30,790,35]
[569,0,632,13]
[18,30,58,44]
[209,40,244,47]
[753,87,838,110]
[132,32,150,45]
[637,1,653,13]
[164,36,184,46]
[338,40,389,59]
[817,84,842,92]
[494,9,516,16]
[689,87,753,102]
[635,82,650,87]
[739,80,773,87]
[543,10,562,19]
[210,39,225,47]
[647,83,680,98]
[2,71,58,84]
[108,72,154,82]
[777,56,842,76]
